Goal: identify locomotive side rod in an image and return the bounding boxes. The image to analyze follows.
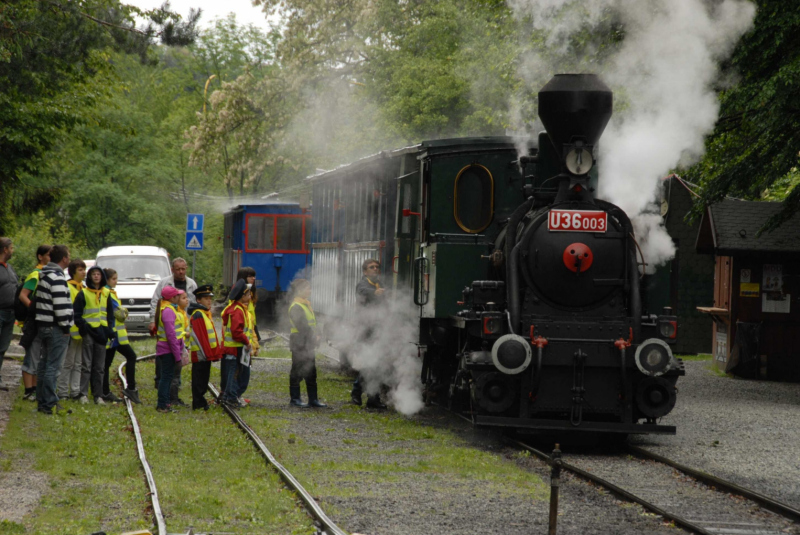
[506,438,716,535]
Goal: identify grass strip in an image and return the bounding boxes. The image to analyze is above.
[0,389,152,534]
[0,337,317,535]
[131,356,316,534]
[240,348,548,508]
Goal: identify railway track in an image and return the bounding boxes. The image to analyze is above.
[117,354,346,535]
[508,438,800,535]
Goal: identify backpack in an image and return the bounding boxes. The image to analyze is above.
[14,271,40,322]
[13,282,29,322]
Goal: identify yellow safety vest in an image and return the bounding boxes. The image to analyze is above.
[67,279,82,340]
[156,302,188,343]
[106,290,129,347]
[81,287,109,328]
[223,302,252,348]
[226,300,257,347]
[189,309,219,352]
[289,301,317,333]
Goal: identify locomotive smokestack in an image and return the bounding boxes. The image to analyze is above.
[538,74,613,174]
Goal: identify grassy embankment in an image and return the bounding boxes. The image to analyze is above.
[0,337,315,535]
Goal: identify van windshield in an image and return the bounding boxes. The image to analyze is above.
[96,256,171,281]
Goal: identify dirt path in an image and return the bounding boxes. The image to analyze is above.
[0,356,50,524]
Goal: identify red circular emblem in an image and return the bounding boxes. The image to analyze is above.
[563,243,593,273]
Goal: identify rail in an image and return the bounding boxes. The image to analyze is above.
[118,354,166,535]
[208,382,347,535]
[507,438,799,535]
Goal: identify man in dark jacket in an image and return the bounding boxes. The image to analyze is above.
[73,265,115,404]
[350,258,387,409]
[288,279,326,408]
[33,244,73,414]
[0,238,17,391]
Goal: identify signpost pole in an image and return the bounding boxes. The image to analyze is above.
[192,250,197,280]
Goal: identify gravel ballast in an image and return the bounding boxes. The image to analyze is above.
[630,359,800,509]
[239,346,688,535]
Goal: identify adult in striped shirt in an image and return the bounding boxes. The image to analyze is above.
[33,245,73,415]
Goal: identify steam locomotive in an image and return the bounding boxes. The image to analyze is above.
[308,74,683,435]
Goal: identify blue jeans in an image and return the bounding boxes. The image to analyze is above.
[35,324,71,411]
[0,308,15,376]
[156,354,176,409]
[223,353,250,402]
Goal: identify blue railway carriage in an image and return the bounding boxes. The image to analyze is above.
[223,203,311,322]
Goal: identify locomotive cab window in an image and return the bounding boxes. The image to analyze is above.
[454,164,494,233]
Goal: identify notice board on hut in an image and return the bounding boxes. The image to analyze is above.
[696,200,800,381]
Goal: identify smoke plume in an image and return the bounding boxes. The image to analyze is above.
[509,0,756,272]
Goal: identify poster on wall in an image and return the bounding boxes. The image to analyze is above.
[762,293,791,313]
[762,264,783,292]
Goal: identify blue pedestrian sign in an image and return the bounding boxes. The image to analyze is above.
[187,213,204,232]
[185,231,204,251]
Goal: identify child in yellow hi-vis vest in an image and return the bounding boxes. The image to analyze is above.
[288,279,326,408]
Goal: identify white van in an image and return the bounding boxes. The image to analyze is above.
[94,246,171,333]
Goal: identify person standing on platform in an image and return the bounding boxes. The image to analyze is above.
[188,284,221,411]
[18,245,51,400]
[33,245,72,415]
[102,268,140,404]
[288,279,326,408]
[155,286,188,413]
[350,258,387,409]
[149,257,196,406]
[73,265,114,404]
[220,280,252,409]
[56,259,86,400]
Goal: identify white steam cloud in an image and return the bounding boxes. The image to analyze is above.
[323,287,425,416]
[509,0,756,272]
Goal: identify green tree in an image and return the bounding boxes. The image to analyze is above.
[0,0,199,234]
[692,0,800,230]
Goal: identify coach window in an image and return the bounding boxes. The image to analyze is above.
[277,217,304,251]
[247,216,275,251]
[454,163,494,233]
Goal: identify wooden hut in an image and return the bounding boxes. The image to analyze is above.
[696,200,800,381]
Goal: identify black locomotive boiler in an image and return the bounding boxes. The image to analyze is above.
[447,74,684,435]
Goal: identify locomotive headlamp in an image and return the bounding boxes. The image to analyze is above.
[491,334,532,375]
[565,146,593,175]
[634,338,675,377]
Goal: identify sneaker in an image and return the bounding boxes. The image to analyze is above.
[123,389,141,404]
[171,397,188,408]
[104,392,122,403]
[79,395,89,404]
[23,392,36,402]
[37,408,52,415]
[156,407,177,414]
[94,397,106,405]
[238,396,250,406]
[55,403,72,415]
